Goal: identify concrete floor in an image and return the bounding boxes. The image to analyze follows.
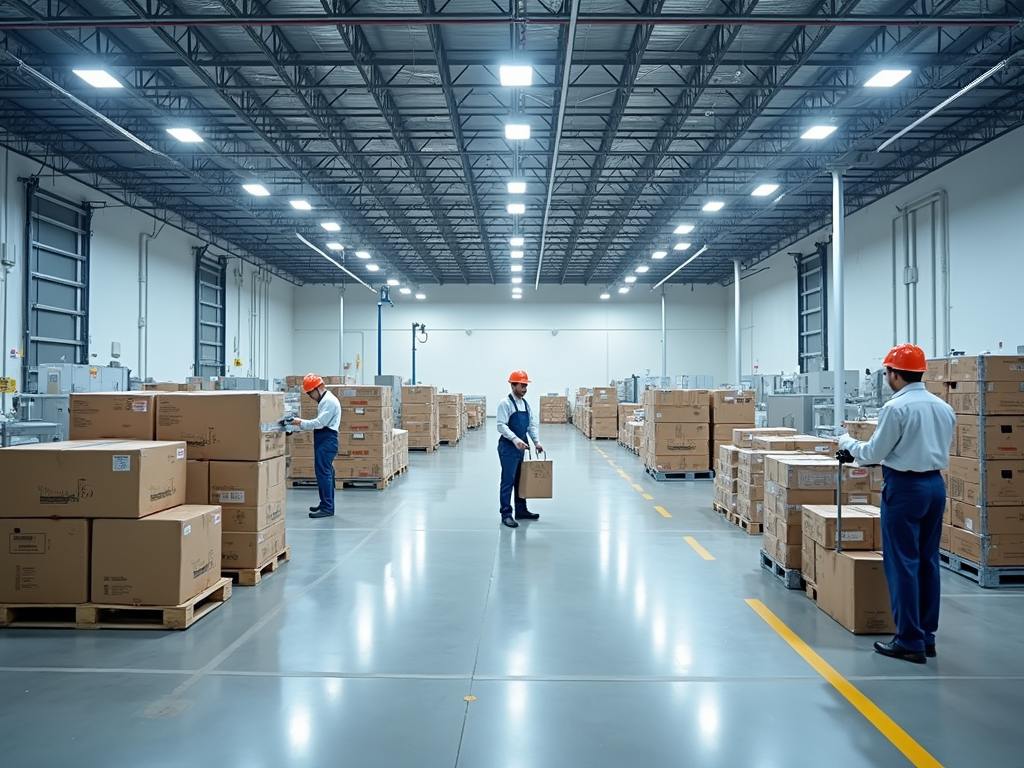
[1,424,1021,768]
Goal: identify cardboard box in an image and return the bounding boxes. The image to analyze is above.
[156,392,285,460]
[337,386,391,407]
[209,457,286,506]
[845,420,878,442]
[69,393,157,440]
[947,355,1024,383]
[644,437,708,456]
[949,527,1024,566]
[925,358,949,382]
[402,386,437,404]
[186,460,210,505]
[763,531,801,568]
[956,416,1024,459]
[338,430,388,448]
[731,427,797,449]
[221,519,286,569]
[801,504,876,550]
[752,435,835,454]
[0,440,186,519]
[91,505,222,605]
[709,390,756,422]
[765,456,837,490]
[647,405,710,423]
[802,540,817,583]
[948,456,1024,505]
[221,486,287,532]
[940,524,952,551]
[0,519,91,603]
[290,457,316,478]
[645,454,710,472]
[718,445,741,467]
[333,458,387,478]
[815,549,895,634]
[948,381,1024,416]
[287,431,314,457]
[644,389,709,407]
[950,499,1024,535]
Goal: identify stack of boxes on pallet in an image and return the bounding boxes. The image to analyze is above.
[540,395,568,424]
[617,403,642,454]
[714,427,797,520]
[590,387,618,439]
[708,390,757,469]
[335,385,407,483]
[438,393,465,445]
[641,389,710,474]
[403,385,440,450]
[465,399,486,429]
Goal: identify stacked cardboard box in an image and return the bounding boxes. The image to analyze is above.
[402,385,439,450]
[733,449,801,527]
[466,400,486,429]
[942,355,1024,570]
[438,393,465,445]
[708,390,756,471]
[69,393,158,440]
[389,429,410,478]
[762,451,842,569]
[714,445,740,513]
[619,418,643,455]
[590,387,618,439]
[572,388,588,429]
[335,385,395,480]
[212,456,287,569]
[540,395,568,424]
[642,389,711,473]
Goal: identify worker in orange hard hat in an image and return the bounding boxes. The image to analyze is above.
[837,344,955,664]
[289,373,342,519]
[495,370,544,528]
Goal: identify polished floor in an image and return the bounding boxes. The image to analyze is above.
[2,424,1021,768]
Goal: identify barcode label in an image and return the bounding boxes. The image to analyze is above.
[176,448,186,459]
[219,491,245,503]
[131,399,149,412]
[112,455,131,472]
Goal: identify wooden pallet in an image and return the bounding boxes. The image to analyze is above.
[287,477,318,488]
[759,549,805,589]
[224,547,290,587]
[939,549,1024,588]
[726,512,763,535]
[0,578,232,630]
[439,438,460,446]
[805,581,819,602]
[645,466,715,482]
[409,444,439,452]
[711,502,731,515]
[591,435,617,441]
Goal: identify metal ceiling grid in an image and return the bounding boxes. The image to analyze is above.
[0,0,1022,290]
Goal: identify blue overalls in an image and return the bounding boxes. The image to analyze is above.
[498,394,531,517]
[314,425,338,515]
[880,466,946,652]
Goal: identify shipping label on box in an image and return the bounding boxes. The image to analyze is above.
[0,519,91,604]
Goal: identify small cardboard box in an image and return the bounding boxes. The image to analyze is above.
[801,504,876,550]
[221,519,287,569]
[91,505,222,605]
[186,460,210,505]
[814,549,895,634]
[209,457,287,506]
[845,420,879,442]
[401,386,437,404]
[0,519,91,603]
[731,427,797,449]
[220,486,287,532]
[519,458,553,498]
[69,393,157,440]
[766,456,837,490]
[156,392,285,460]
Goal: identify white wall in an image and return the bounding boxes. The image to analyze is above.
[0,147,295,390]
[733,124,1024,376]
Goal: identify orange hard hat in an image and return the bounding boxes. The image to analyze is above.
[883,344,927,373]
[302,373,324,392]
[508,370,531,384]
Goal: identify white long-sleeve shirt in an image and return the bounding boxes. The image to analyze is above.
[838,382,955,471]
[297,389,342,432]
[496,394,540,445]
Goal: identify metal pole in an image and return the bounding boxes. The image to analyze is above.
[831,167,847,433]
[411,323,416,384]
[338,289,345,381]
[660,287,667,385]
[734,258,742,386]
[376,302,382,377]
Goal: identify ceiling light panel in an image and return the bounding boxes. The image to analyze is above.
[802,125,837,140]
[507,181,527,194]
[355,251,371,259]
[243,184,270,197]
[702,201,724,212]
[166,128,203,143]
[652,251,667,260]
[510,237,525,247]
[321,222,341,232]
[674,242,692,251]
[510,250,524,259]
[505,124,531,140]
[624,275,637,283]
[290,200,312,210]
[326,242,343,251]
[752,184,780,197]
[865,69,911,88]
[507,203,526,215]
[673,224,694,235]
[73,69,122,88]
[499,65,534,87]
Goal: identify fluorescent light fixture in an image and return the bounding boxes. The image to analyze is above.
[500,65,534,87]
[512,294,523,300]
[243,183,270,197]
[512,287,523,294]
[166,128,203,143]
[321,222,341,232]
[355,250,371,259]
[752,183,780,197]
[624,275,637,283]
[73,69,122,88]
[635,265,649,273]
[652,251,667,260]
[510,236,525,247]
[366,264,380,272]
[512,277,523,284]
[618,286,630,294]
[507,203,526,215]
[387,279,400,286]
[326,242,343,251]
[507,181,527,194]
[600,292,611,300]
[674,242,692,251]
[415,293,426,300]
[399,287,412,295]
[511,264,523,272]
[510,250,524,259]
[674,224,694,235]
[701,201,724,212]
[290,199,312,210]
[802,125,837,140]
[505,124,531,140]
[865,69,911,88]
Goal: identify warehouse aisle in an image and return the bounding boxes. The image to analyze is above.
[2,423,1023,768]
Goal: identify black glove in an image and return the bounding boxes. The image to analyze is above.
[836,449,855,465]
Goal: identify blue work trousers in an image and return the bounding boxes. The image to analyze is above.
[314,428,338,514]
[498,440,528,517]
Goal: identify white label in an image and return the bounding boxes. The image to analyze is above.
[176,448,186,459]
[966,518,974,532]
[131,399,149,412]
[849,468,869,478]
[814,446,829,452]
[183,524,192,536]
[219,491,245,503]
[213,513,221,525]
[840,530,865,541]
[112,455,131,472]
[352,432,366,440]
[355,407,366,414]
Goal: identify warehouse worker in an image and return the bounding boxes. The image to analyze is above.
[496,370,544,528]
[837,344,955,664]
[290,373,341,519]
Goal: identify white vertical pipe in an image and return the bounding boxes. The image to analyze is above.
[831,169,846,433]
[734,258,741,386]
[338,288,345,381]
[660,287,667,384]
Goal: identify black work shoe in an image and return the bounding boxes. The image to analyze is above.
[501,515,519,528]
[309,505,322,513]
[309,510,335,519]
[925,644,937,658]
[873,639,926,664]
[514,510,540,520]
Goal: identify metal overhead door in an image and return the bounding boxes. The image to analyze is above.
[195,250,226,379]
[797,245,828,374]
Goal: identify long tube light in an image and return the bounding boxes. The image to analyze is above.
[653,245,709,289]
[296,233,376,292]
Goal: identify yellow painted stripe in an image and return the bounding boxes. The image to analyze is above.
[654,506,672,518]
[684,536,715,560]
[631,483,644,492]
[746,599,946,768]
[642,493,653,500]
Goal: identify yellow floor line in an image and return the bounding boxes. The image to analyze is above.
[642,493,653,500]
[631,483,644,492]
[654,506,672,518]
[684,536,715,560]
[746,599,946,768]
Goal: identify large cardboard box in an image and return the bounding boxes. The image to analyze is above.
[402,385,437,404]
[69,393,157,440]
[648,422,710,441]
[91,505,222,605]
[956,416,1024,459]
[209,457,287,506]
[290,457,316,478]
[752,435,835,454]
[646,405,710,423]
[763,530,800,568]
[156,392,285,460]
[950,527,1024,566]
[644,437,708,456]
[814,549,895,634]
[948,381,1024,416]
[947,355,1024,383]
[333,457,386,479]
[709,390,756,423]
[731,427,797,449]
[940,524,953,552]
[221,519,286,569]
[801,504,876,550]
[925,358,949,382]
[337,386,391,407]
[0,519,91,604]
[950,500,1024,535]
[765,456,837,490]
[0,440,186,519]
[645,454,710,472]
[220,485,287,532]
[186,460,210,505]
[287,431,314,457]
[644,389,708,407]
[948,456,1024,505]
